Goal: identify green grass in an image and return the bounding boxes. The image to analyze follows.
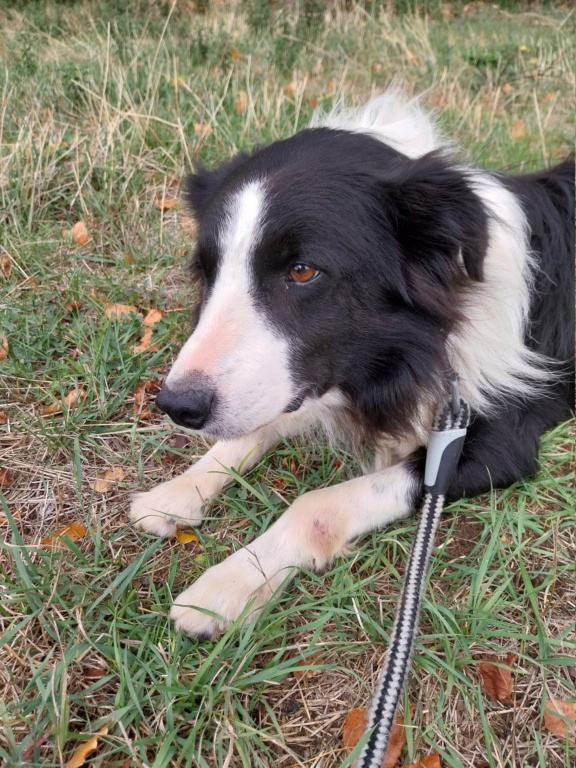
[1,2,574,766]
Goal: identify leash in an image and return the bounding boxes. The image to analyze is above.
[355,378,470,768]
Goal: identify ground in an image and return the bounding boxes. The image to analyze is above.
[0,1,574,767]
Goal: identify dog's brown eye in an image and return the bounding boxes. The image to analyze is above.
[288,264,318,283]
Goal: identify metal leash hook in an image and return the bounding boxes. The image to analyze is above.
[354,380,470,768]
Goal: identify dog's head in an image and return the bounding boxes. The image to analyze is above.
[156,128,488,439]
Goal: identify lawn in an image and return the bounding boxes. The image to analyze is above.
[0,1,574,767]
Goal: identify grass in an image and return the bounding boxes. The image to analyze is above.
[0,1,574,766]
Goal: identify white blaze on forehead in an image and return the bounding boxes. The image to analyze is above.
[166,180,297,436]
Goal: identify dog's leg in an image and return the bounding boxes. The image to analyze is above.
[129,403,325,537]
[170,462,418,638]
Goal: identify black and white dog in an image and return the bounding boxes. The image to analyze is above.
[130,92,574,639]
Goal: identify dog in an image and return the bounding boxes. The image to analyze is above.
[130,91,574,640]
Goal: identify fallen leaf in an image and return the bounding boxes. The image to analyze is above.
[293,654,323,681]
[234,90,248,114]
[342,706,411,766]
[164,433,190,463]
[383,714,410,768]
[175,529,199,545]
[133,382,150,418]
[193,123,212,138]
[21,733,51,760]
[478,653,516,703]
[133,326,159,354]
[342,707,368,753]
[105,303,139,321]
[143,308,163,327]
[84,663,108,679]
[180,215,198,235]
[41,387,85,416]
[230,48,241,61]
[91,466,126,493]
[65,725,108,768]
[0,335,8,361]
[404,753,442,768]
[0,412,7,425]
[124,252,135,265]
[41,522,88,550]
[0,468,13,487]
[154,195,179,210]
[544,697,576,745]
[65,301,83,314]
[0,253,11,277]
[511,119,526,140]
[72,221,90,246]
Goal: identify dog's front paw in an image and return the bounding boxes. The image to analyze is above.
[129,475,208,537]
[170,548,295,639]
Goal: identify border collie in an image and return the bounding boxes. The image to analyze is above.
[130,91,574,640]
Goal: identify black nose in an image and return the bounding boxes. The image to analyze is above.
[155,383,215,430]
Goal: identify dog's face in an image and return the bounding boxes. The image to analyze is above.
[156,129,487,439]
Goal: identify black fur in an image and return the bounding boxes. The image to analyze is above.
[185,129,574,500]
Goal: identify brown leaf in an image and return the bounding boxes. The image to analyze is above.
[230,48,242,61]
[65,725,108,768]
[143,308,163,327]
[65,301,83,314]
[478,653,516,703]
[293,654,323,681]
[0,335,8,361]
[41,387,86,416]
[404,753,442,768]
[511,119,526,140]
[133,382,148,416]
[164,433,190,463]
[84,663,108,680]
[0,252,11,278]
[180,215,198,235]
[342,707,368,753]
[0,467,13,487]
[154,196,179,211]
[21,734,51,760]
[105,303,139,321]
[501,83,513,95]
[72,221,90,246]
[383,714,409,768]
[0,412,7,425]
[133,326,159,354]
[234,90,248,114]
[124,252,135,265]
[91,466,126,493]
[544,698,576,745]
[41,522,88,550]
[193,123,212,138]
[175,529,199,545]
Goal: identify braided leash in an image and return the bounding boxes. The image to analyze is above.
[356,381,470,768]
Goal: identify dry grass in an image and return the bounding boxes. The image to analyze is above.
[0,2,574,767]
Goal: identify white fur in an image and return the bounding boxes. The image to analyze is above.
[129,390,346,536]
[133,90,553,638]
[448,172,549,412]
[166,181,297,437]
[313,90,546,415]
[170,463,415,637]
[311,89,444,159]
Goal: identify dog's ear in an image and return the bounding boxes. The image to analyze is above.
[380,153,488,282]
[185,153,250,220]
